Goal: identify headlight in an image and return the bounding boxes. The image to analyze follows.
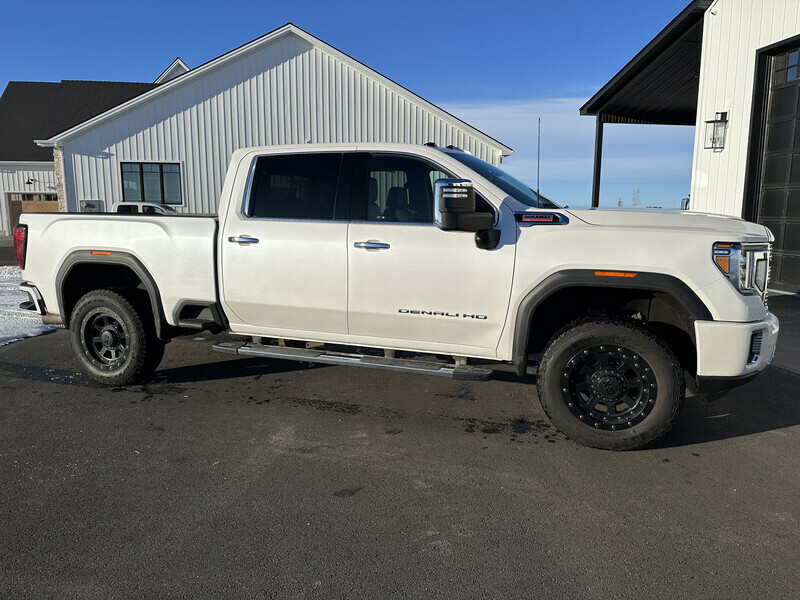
[713,242,771,304]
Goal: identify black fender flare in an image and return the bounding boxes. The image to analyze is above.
[511,269,713,377]
[56,250,168,339]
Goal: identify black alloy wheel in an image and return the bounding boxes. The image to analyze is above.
[537,316,684,450]
[81,308,131,369]
[560,345,657,431]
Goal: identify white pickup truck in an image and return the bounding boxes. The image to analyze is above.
[14,143,779,450]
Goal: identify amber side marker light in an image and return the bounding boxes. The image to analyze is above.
[594,271,638,278]
[713,243,732,274]
[91,251,113,256]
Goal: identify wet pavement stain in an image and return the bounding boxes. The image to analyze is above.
[332,485,365,498]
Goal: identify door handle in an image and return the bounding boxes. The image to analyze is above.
[354,241,390,250]
[228,235,259,245]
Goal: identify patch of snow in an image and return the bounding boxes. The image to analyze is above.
[0,266,58,346]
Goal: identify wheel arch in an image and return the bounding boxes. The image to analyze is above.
[56,250,168,339]
[512,269,714,377]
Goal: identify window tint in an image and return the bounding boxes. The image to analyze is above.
[249,153,342,220]
[117,204,138,213]
[142,205,160,214]
[367,154,453,223]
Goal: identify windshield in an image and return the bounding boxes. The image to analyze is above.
[442,149,559,208]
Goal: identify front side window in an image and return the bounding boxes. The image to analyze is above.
[248,153,342,220]
[121,163,182,205]
[367,154,453,223]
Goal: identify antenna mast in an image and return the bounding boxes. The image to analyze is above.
[537,117,541,202]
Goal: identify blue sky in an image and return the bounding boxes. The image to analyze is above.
[0,0,695,208]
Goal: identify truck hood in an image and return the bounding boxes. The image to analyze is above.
[561,207,772,242]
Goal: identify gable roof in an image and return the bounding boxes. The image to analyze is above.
[38,23,513,156]
[0,80,157,161]
[154,57,190,84]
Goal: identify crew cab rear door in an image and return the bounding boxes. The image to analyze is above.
[219,151,351,335]
[347,152,515,353]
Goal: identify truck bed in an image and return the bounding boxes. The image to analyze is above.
[20,212,218,326]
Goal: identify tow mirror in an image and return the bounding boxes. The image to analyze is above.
[434,179,495,232]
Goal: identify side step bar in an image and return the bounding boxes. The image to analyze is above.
[212,342,493,381]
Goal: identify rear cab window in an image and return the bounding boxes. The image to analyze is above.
[246,153,344,220]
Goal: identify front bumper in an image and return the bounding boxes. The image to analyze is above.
[694,312,779,397]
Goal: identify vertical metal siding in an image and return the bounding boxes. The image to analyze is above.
[62,33,505,213]
[0,163,57,234]
[691,0,800,216]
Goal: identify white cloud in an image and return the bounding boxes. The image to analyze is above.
[441,98,696,207]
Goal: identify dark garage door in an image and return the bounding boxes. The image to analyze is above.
[759,48,800,290]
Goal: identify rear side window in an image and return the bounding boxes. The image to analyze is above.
[248,153,343,220]
[117,204,138,213]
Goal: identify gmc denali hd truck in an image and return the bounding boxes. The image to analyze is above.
[14,143,779,450]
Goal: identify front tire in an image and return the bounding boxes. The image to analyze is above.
[69,289,161,386]
[537,316,684,450]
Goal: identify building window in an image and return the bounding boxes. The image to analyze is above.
[774,49,799,85]
[121,163,182,204]
[9,193,57,202]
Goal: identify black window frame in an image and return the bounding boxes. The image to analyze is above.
[120,162,183,205]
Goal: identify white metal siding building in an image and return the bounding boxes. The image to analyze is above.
[39,24,513,215]
[582,0,800,291]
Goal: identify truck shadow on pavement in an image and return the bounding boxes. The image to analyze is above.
[146,356,320,384]
[653,365,800,448]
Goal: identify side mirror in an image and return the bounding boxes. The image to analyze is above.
[434,179,494,232]
[475,228,501,250]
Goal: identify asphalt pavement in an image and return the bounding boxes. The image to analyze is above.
[1,298,799,599]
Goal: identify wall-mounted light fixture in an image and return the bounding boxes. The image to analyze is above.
[25,177,37,185]
[704,112,728,149]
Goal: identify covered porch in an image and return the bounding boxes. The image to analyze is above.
[580,0,711,207]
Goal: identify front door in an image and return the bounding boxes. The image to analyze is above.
[347,153,515,354]
[758,47,800,290]
[220,152,350,336]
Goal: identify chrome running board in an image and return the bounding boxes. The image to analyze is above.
[212,341,492,381]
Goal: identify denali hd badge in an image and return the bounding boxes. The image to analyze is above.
[398,309,487,320]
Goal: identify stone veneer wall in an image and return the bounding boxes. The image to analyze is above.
[53,147,67,212]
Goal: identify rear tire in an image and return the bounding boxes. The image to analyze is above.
[537,316,684,450]
[69,289,160,386]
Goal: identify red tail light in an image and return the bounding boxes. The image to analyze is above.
[13,224,28,269]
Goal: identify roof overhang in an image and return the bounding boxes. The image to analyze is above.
[580,0,712,125]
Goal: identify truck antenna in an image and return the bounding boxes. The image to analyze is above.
[537,117,541,203]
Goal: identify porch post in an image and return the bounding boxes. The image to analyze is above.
[591,116,604,208]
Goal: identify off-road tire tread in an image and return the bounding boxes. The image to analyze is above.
[537,315,684,450]
[69,289,154,386]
